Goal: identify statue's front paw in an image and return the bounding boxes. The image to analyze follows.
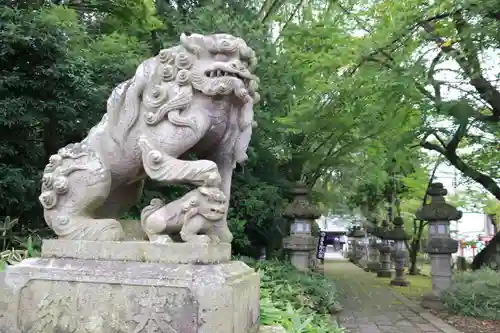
[209,234,221,244]
[149,235,173,244]
[216,227,233,243]
[186,235,210,244]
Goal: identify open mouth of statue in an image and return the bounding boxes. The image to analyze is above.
[204,69,249,84]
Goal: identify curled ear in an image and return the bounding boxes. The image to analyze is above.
[182,198,199,212]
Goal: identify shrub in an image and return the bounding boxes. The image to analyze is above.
[239,257,344,333]
[0,218,41,271]
[441,267,500,320]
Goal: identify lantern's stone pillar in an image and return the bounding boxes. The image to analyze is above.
[366,237,381,272]
[346,235,354,261]
[282,182,320,271]
[366,223,381,272]
[350,228,365,265]
[416,183,461,310]
[377,220,392,278]
[388,217,410,286]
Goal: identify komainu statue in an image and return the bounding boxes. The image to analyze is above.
[38,33,260,243]
[140,181,227,244]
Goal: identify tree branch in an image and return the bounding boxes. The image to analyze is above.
[428,51,444,104]
[421,13,500,121]
[433,132,448,148]
[420,140,446,155]
[275,0,306,40]
[447,121,469,152]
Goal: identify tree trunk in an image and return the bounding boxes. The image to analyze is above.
[408,219,425,275]
[446,151,500,201]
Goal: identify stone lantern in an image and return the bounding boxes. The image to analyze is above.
[386,216,409,286]
[416,183,462,310]
[282,182,320,271]
[366,220,381,272]
[348,227,365,265]
[377,219,393,278]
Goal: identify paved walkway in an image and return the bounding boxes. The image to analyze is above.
[325,260,461,333]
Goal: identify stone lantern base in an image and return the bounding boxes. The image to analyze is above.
[376,244,393,278]
[366,261,381,272]
[376,270,392,278]
[390,276,410,286]
[421,293,445,311]
[283,234,316,271]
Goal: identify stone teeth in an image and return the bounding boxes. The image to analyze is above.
[207,70,243,79]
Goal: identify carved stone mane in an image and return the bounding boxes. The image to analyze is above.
[105,33,260,153]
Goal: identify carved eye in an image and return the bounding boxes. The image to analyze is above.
[214,54,228,62]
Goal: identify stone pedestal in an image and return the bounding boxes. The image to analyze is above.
[0,240,260,333]
[388,217,410,287]
[366,238,381,272]
[377,243,393,278]
[391,248,409,286]
[354,241,364,265]
[282,182,321,271]
[416,183,461,311]
[283,234,316,271]
[348,228,365,266]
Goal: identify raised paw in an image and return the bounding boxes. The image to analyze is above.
[196,235,211,244]
[149,234,173,244]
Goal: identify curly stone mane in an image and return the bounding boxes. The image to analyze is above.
[105,33,260,148]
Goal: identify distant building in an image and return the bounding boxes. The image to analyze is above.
[452,212,496,259]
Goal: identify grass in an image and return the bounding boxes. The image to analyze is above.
[375,273,433,302]
[416,263,431,276]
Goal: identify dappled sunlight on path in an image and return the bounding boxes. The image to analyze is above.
[325,260,461,333]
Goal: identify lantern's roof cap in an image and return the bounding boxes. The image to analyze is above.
[283,182,321,219]
[348,229,365,238]
[415,183,462,221]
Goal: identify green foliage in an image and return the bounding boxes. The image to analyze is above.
[449,189,500,222]
[0,5,148,233]
[240,257,343,332]
[0,216,44,255]
[0,216,41,271]
[441,268,500,320]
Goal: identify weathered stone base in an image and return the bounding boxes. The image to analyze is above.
[289,251,311,271]
[390,278,410,286]
[377,270,392,278]
[283,234,315,272]
[421,293,445,311]
[0,240,259,333]
[366,261,381,272]
[42,239,231,264]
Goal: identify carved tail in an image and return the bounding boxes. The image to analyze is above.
[140,198,165,232]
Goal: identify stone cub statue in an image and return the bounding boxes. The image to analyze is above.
[140,185,227,244]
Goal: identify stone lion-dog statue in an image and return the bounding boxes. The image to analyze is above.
[38,33,260,243]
